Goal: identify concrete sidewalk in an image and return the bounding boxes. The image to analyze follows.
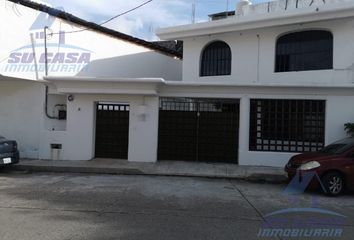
[9,159,288,183]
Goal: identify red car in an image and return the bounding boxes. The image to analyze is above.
[285,137,354,196]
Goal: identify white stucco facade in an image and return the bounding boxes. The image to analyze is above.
[37,77,354,166]
[39,94,159,162]
[0,1,182,81]
[152,0,354,166]
[0,1,181,160]
[179,18,354,86]
[2,0,354,167]
[0,75,44,159]
[42,77,162,162]
[156,1,354,167]
[158,84,354,166]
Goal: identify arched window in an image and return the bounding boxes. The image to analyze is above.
[275,30,333,72]
[200,41,231,76]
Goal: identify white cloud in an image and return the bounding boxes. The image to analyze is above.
[39,0,192,40]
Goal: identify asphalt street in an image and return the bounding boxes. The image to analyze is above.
[0,170,353,240]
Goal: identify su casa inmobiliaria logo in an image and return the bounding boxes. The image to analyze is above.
[257,171,346,238]
[1,7,92,75]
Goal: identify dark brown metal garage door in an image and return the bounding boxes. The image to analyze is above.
[158,98,240,163]
[95,103,129,159]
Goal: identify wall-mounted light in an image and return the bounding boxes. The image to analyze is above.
[68,94,74,102]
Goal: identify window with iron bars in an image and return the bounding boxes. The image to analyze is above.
[200,41,232,77]
[275,30,333,72]
[249,99,325,153]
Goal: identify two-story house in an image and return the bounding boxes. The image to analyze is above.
[44,0,354,167]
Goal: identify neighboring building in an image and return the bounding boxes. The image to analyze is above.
[0,0,181,159]
[3,0,354,168]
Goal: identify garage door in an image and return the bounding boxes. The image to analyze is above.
[95,103,129,159]
[158,98,239,163]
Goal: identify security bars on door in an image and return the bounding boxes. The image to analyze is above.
[95,103,130,159]
[159,98,238,112]
[249,99,325,153]
[158,98,240,163]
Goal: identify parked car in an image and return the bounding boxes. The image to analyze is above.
[285,137,354,196]
[0,135,19,166]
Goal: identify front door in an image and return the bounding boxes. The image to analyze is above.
[95,103,129,159]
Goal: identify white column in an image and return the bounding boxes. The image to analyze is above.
[238,95,250,166]
[128,96,159,162]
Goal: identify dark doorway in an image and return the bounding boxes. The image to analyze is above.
[95,103,129,159]
[158,98,240,163]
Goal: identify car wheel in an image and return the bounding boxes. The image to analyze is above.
[321,172,345,197]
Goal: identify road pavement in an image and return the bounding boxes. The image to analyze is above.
[0,171,353,240]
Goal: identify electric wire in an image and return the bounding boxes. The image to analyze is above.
[49,0,153,35]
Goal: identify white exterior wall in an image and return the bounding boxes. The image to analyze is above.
[155,15,354,167]
[0,1,182,81]
[3,0,354,167]
[76,53,181,80]
[38,81,354,166]
[0,2,181,160]
[240,94,354,167]
[45,14,354,166]
[0,77,43,158]
[160,85,354,167]
[39,94,159,162]
[181,18,354,85]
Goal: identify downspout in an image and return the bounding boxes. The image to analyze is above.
[44,26,49,77]
[45,86,58,119]
[44,26,58,120]
[256,34,260,83]
[30,33,41,159]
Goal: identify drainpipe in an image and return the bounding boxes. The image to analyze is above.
[43,26,58,120]
[44,26,49,76]
[45,86,58,119]
[256,34,260,83]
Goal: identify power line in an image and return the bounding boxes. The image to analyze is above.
[100,0,153,26]
[50,0,153,35]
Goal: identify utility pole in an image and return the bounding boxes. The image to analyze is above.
[44,26,49,76]
[30,34,39,80]
[191,0,196,24]
[226,0,229,18]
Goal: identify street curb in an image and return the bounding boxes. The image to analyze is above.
[10,165,144,175]
[246,173,288,184]
[9,164,288,184]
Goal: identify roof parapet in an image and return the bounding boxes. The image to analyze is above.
[157,0,354,40]
[239,0,338,17]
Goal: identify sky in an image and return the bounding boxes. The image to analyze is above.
[38,0,268,40]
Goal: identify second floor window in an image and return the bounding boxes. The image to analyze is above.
[275,30,333,72]
[200,41,232,77]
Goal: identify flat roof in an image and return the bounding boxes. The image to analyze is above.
[157,0,354,40]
